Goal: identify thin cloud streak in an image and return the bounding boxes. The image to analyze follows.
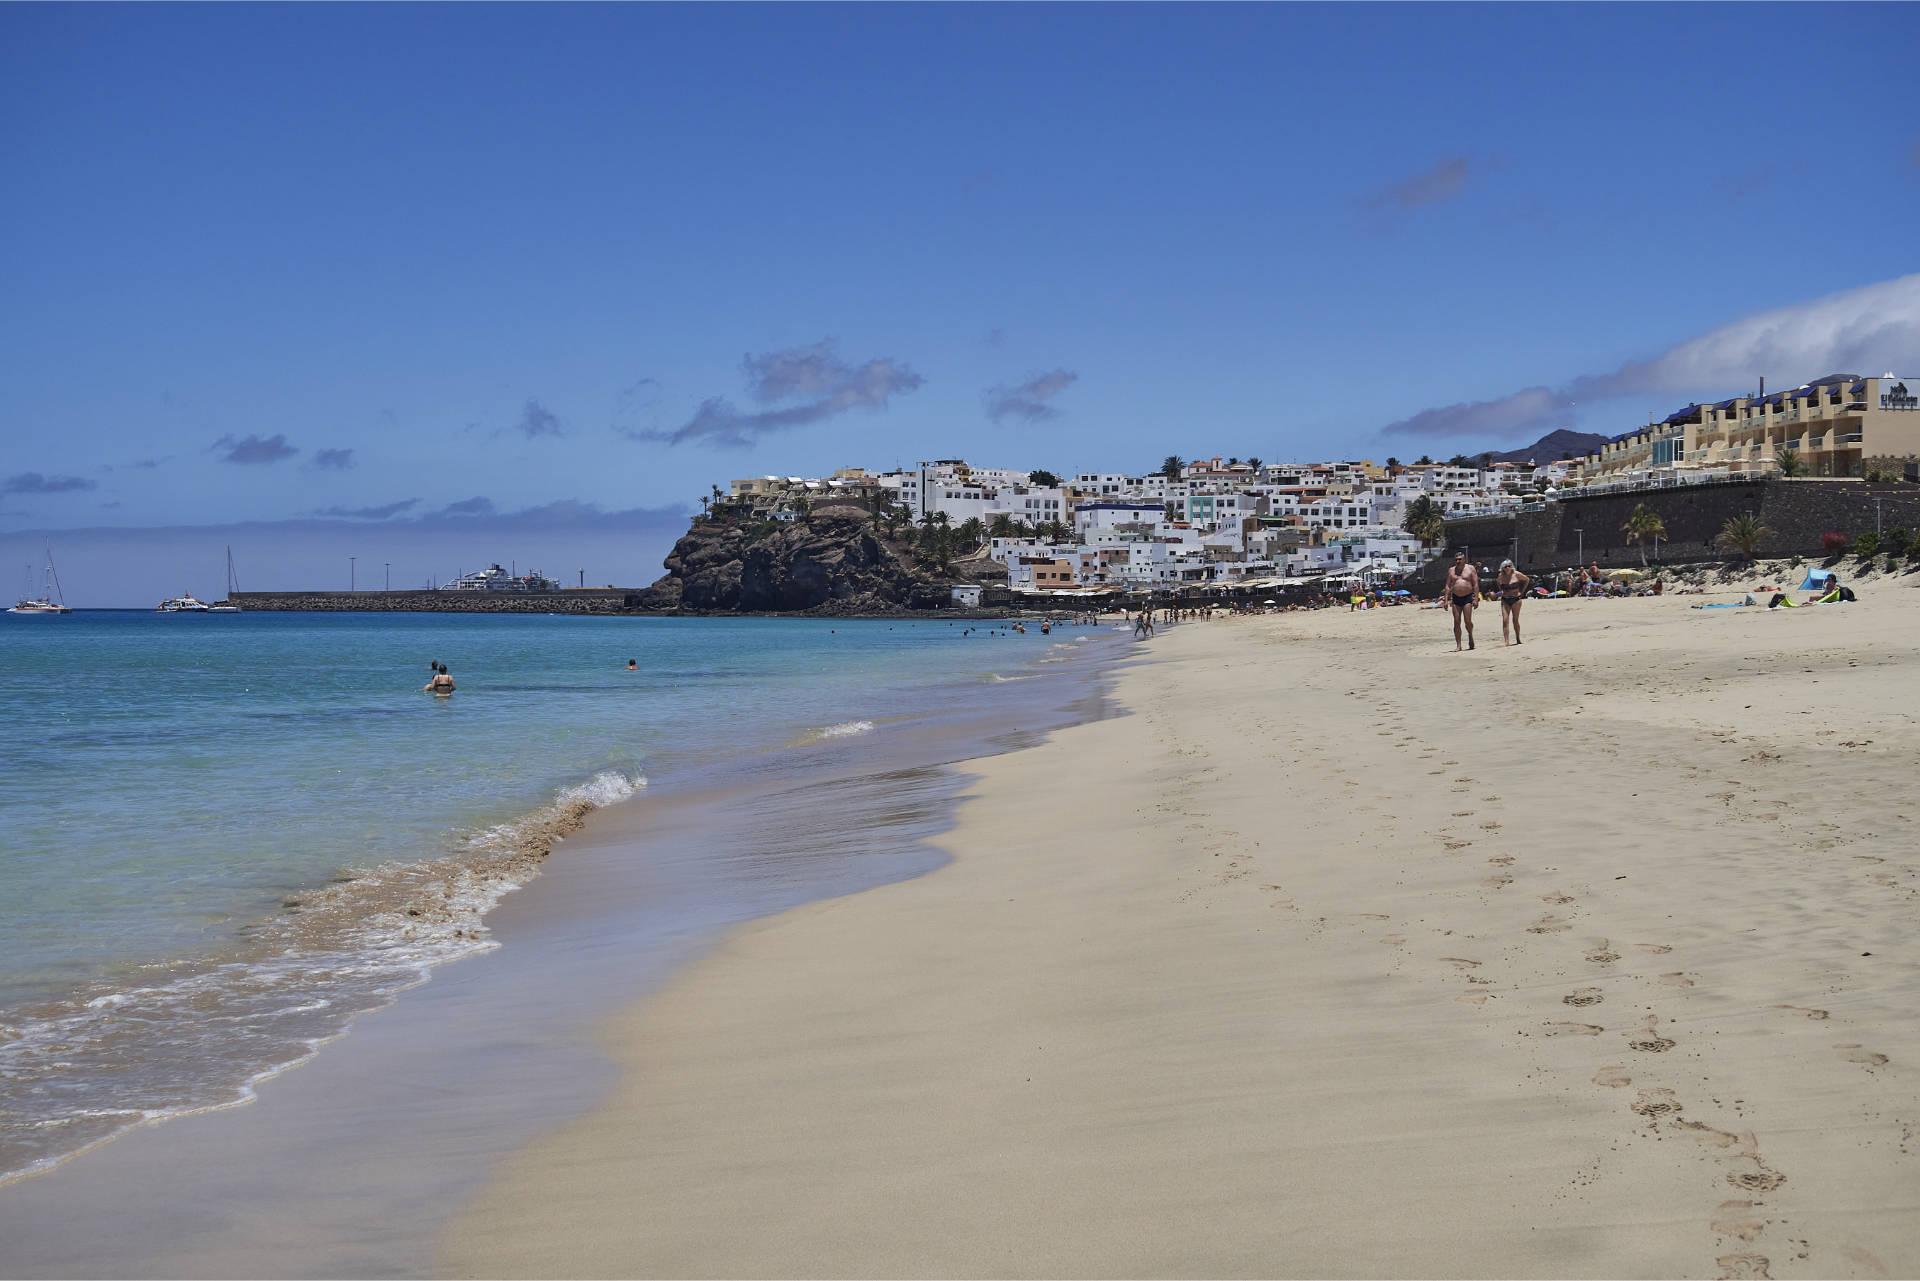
[642,339,924,448]
[3,472,98,495]
[1365,155,1471,212]
[1385,271,1920,441]
[214,434,300,464]
[311,448,356,470]
[985,369,1079,423]
[311,499,418,520]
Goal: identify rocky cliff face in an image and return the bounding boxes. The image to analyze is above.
[633,506,953,614]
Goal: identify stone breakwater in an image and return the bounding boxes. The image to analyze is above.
[232,590,641,614]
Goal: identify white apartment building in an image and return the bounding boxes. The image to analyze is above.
[1072,472,1136,496]
[1074,501,1168,539]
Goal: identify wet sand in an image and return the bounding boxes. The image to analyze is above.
[444,588,1920,1279]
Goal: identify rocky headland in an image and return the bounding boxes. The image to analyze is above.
[630,502,1003,616]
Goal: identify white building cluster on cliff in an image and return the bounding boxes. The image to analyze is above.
[724,456,1576,595]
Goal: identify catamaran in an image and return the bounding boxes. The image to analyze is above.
[9,550,71,614]
[155,593,211,613]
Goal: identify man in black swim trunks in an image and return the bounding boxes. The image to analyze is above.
[1445,551,1479,651]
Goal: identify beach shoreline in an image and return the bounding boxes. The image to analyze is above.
[0,617,1123,1278]
[444,589,1920,1279]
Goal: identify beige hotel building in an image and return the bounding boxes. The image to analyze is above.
[1584,373,1919,483]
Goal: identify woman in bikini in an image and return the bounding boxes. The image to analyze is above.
[1496,559,1530,646]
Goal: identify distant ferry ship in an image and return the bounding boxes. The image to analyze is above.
[10,550,71,614]
[156,593,211,613]
[439,563,561,592]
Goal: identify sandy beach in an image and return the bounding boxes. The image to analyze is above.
[443,584,1919,1280]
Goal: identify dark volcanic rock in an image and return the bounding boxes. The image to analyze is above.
[641,510,947,614]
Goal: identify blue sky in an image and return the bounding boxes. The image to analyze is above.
[4,3,1917,603]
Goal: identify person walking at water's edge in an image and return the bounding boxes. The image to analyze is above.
[1496,559,1530,646]
[1445,551,1479,651]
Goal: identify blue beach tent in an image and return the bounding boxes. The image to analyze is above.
[1798,569,1835,591]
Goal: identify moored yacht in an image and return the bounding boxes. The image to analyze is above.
[9,551,71,614]
[156,593,211,613]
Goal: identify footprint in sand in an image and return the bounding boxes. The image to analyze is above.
[1771,1004,1828,1020]
[1380,933,1405,946]
[1592,1065,1632,1088]
[1716,1251,1772,1279]
[1440,957,1482,971]
[1451,811,1474,817]
[1541,891,1575,905]
[1456,991,1490,1006]
[1452,776,1473,783]
[1630,1014,1677,1052]
[1725,1161,1787,1194]
[1675,1120,1742,1149]
[1528,914,1572,933]
[1563,987,1604,1007]
[1443,839,1473,851]
[1487,854,1515,866]
[1660,973,1697,987]
[1541,1021,1603,1037]
[1631,1087,1682,1118]
[1712,1201,1763,1239]
[1482,874,1513,889]
[1270,898,1295,910]
[1480,821,1502,831]
[1636,943,1674,955]
[1834,1043,1889,1067]
[1586,944,1622,964]
[1482,795,1502,802]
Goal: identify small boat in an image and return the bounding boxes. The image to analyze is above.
[207,547,243,612]
[9,551,71,614]
[156,593,211,613]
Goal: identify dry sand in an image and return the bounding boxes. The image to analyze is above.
[442,584,1920,1279]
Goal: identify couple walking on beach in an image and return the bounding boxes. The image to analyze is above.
[1444,551,1528,651]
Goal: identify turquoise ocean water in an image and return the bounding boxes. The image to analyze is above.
[0,609,1113,1183]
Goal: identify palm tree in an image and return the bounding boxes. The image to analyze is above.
[1027,469,1061,488]
[1415,454,1433,466]
[1246,456,1262,470]
[1776,448,1807,478]
[1719,513,1770,562]
[791,496,811,527]
[956,517,985,555]
[1386,456,1401,469]
[1622,503,1667,566]
[1160,455,1184,480]
[1401,495,1447,547]
[988,513,1016,539]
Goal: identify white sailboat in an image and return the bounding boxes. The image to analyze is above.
[208,547,242,612]
[9,550,71,614]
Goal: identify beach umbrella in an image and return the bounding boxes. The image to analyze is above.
[1263,598,1277,604]
[1609,568,1643,581]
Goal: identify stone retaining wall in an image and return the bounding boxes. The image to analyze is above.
[1407,480,1920,588]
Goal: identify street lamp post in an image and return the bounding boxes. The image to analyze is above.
[385,562,390,592]
[1575,528,1584,567]
[350,557,356,592]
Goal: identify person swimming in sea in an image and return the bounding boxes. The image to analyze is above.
[424,663,455,696]
[625,659,637,671]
